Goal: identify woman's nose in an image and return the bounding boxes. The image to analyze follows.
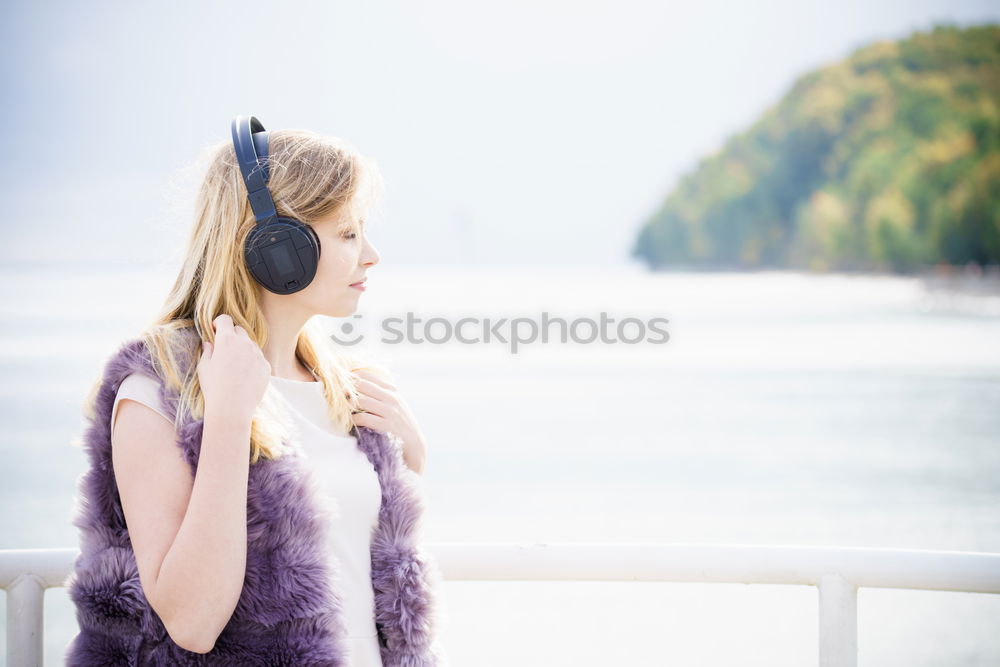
[362,238,380,266]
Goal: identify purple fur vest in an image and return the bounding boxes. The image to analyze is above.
[64,330,446,666]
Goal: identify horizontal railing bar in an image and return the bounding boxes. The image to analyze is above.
[427,542,1000,593]
[2,543,999,594]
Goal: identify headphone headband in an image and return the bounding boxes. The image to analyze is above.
[231,115,277,223]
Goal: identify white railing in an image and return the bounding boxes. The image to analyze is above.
[3,542,1000,667]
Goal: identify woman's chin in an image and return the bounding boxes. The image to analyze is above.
[323,303,360,319]
[311,289,364,318]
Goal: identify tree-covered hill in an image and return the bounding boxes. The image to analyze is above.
[632,24,1000,273]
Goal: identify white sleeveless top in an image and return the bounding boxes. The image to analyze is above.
[110,372,384,667]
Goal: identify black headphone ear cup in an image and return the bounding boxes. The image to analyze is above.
[243,217,321,294]
[307,222,321,257]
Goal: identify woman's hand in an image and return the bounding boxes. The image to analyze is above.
[197,314,271,424]
[349,369,427,475]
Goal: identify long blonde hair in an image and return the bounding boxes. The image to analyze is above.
[84,128,390,464]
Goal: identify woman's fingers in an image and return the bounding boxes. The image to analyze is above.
[351,368,396,391]
[208,314,251,341]
[352,377,394,403]
[354,393,392,419]
[213,313,235,335]
[351,409,388,432]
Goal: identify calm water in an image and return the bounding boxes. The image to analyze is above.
[1,261,998,666]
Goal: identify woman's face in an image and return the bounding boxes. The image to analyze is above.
[296,208,380,318]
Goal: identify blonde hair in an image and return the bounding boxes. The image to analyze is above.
[84,128,390,464]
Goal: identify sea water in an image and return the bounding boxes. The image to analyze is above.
[1,261,998,666]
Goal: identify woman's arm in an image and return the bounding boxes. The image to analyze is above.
[113,401,251,654]
[151,404,251,653]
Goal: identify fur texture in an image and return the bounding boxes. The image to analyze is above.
[64,330,446,665]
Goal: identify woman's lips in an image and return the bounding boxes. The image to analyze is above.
[349,279,367,291]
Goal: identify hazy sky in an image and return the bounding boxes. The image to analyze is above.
[2,0,998,268]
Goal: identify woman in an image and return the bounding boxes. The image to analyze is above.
[64,117,446,665]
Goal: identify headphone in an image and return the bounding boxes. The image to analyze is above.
[231,115,321,295]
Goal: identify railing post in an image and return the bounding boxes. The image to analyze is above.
[7,572,46,667]
[818,573,857,667]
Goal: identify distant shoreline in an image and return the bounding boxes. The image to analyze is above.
[916,262,1000,297]
[638,262,1000,296]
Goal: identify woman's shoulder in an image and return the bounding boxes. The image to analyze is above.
[131,323,202,374]
[111,372,171,427]
[112,323,198,401]
[118,371,164,396]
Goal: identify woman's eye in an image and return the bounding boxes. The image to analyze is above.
[342,231,358,240]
